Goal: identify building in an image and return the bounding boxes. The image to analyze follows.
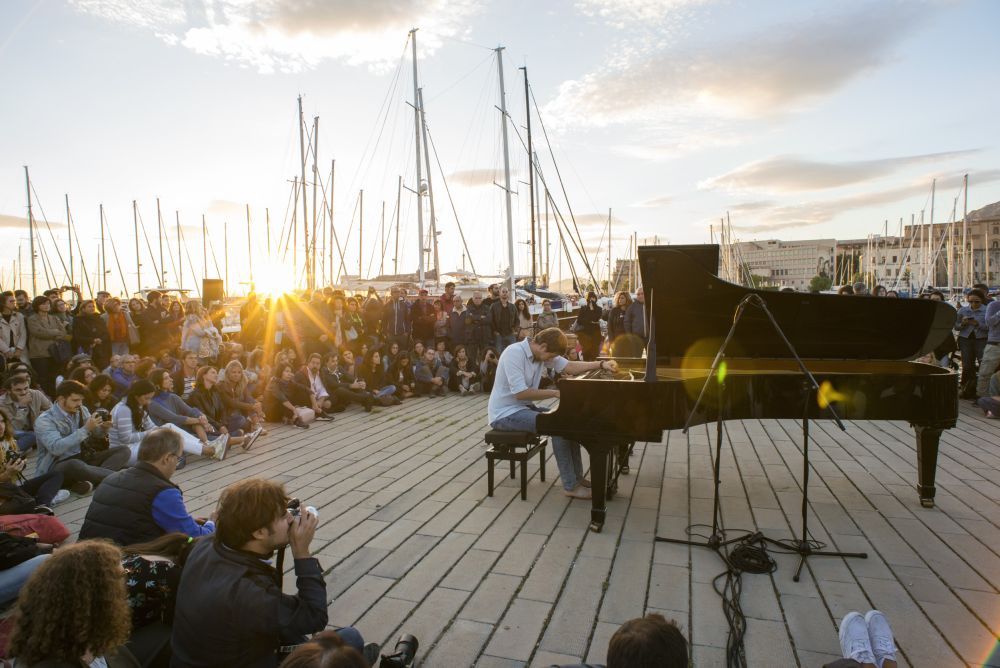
[729,238,836,290]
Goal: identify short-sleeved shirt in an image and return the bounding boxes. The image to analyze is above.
[487,338,568,425]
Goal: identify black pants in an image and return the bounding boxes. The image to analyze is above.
[21,471,64,506]
[29,357,58,396]
[331,387,373,409]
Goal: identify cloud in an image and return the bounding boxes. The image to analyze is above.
[448,169,502,188]
[575,0,710,29]
[545,3,933,127]
[207,200,249,217]
[0,214,65,229]
[729,169,1000,233]
[632,196,672,208]
[70,0,481,73]
[702,150,979,193]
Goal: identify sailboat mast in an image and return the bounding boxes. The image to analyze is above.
[929,178,936,287]
[65,194,73,287]
[297,96,309,288]
[99,204,107,292]
[329,160,336,285]
[520,66,536,286]
[265,208,271,259]
[176,211,183,291]
[311,116,319,290]
[607,208,612,292]
[157,197,164,287]
[24,167,37,295]
[544,186,550,286]
[417,88,439,286]
[359,190,364,279]
[495,46,516,297]
[201,214,207,285]
[246,204,253,286]
[395,175,402,276]
[224,221,229,297]
[133,200,141,294]
[409,29,426,288]
[962,173,969,286]
[380,201,386,276]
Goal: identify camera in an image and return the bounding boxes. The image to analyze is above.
[287,498,318,518]
[5,449,24,464]
[380,634,418,668]
[93,408,111,422]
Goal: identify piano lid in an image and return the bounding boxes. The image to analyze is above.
[638,244,957,361]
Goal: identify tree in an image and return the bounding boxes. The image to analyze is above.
[808,273,833,293]
[747,274,778,290]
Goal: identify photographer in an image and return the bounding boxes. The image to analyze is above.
[0,375,51,453]
[33,380,130,494]
[171,478,377,667]
[0,408,68,513]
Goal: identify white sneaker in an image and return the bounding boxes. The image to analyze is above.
[471,382,481,393]
[243,426,263,451]
[839,612,876,666]
[211,433,230,461]
[865,610,897,667]
[51,489,71,506]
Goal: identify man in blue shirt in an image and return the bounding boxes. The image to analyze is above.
[488,327,618,499]
[78,428,214,544]
[976,296,1000,398]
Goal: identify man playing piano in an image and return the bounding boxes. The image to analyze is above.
[487,327,618,499]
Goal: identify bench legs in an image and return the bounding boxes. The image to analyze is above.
[485,440,547,501]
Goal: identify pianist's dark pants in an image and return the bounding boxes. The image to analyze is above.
[490,405,584,491]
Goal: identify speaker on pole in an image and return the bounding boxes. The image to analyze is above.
[202,279,224,307]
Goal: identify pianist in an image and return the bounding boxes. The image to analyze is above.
[487,327,619,500]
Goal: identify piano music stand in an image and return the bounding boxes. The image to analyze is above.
[655,293,867,581]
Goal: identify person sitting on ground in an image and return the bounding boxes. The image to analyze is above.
[320,352,374,412]
[360,349,400,405]
[0,374,51,453]
[218,359,267,440]
[449,345,481,395]
[265,363,314,428]
[606,613,687,668]
[414,347,447,397]
[281,630,369,668]
[833,610,898,668]
[480,347,499,393]
[34,380,129,495]
[293,354,339,419]
[0,532,51,607]
[171,349,201,401]
[147,368,231,453]
[86,373,118,413]
[68,365,96,387]
[110,353,140,399]
[389,351,416,400]
[0,407,69,512]
[411,340,426,365]
[489,327,618,500]
[79,427,216,544]
[171,478,377,667]
[157,348,181,375]
[434,337,453,368]
[382,340,401,373]
[111,379,224,464]
[9,540,133,667]
[186,366,251,448]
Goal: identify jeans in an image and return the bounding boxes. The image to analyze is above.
[976,343,1000,397]
[495,334,516,355]
[226,411,250,435]
[491,406,583,491]
[53,445,132,486]
[14,430,36,453]
[374,385,397,399]
[958,336,986,391]
[0,554,50,605]
[977,396,1000,416]
[21,470,65,506]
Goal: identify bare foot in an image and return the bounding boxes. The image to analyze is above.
[579,478,592,488]
[564,485,592,500]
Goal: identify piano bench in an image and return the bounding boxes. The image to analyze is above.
[484,430,547,501]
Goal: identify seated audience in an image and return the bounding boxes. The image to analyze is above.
[111,379,224,464]
[86,373,118,413]
[833,610,898,668]
[0,407,69,512]
[171,478,375,666]
[0,533,50,606]
[321,352,374,412]
[414,348,447,396]
[382,341,401,373]
[186,367,249,448]
[449,345,481,395]
[67,365,96,387]
[147,368,230,451]
[265,363,315,428]
[434,338,453,367]
[79,427,216,543]
[34,380,129,494]
[360,350,400,405]
[9,541,132,667]
[293,354,338,419]
[389,351,416,399]
[171,350,201,401]
[217,360,266,441]
[0,374,51,452]
[282,630,369,668]
[480,347,499,392]
[110,353,139,399]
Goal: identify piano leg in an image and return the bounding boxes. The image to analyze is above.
[914,425,942,508]
[587,444,609,532]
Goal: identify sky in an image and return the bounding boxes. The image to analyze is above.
[1,0,999,297]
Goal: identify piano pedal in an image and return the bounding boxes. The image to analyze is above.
[620,463,630,475]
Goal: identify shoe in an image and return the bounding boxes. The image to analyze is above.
[243,426,263,451]
[471,382,481,393]
[293,418,310,429]
[564,485,592,500]
[579,478,592,488]
[839,612,876,666]
[176,455,187,470]
[211,434,230,461]
[364,399,374,413]
[392,396,402,405]
[51,489,71,506]
[33,505,54,516]
[459,386,467,396]
[865,610,897,667]
[316,412,335,421]
[69,481,93,496]
[362,643,381,666]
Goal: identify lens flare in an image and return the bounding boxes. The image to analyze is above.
[817,380,847,409]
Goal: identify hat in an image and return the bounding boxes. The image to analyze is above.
[419,289,429,295]
[69,353,92,365]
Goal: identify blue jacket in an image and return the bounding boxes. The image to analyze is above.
[381,299,411,336]
[153,488,215,537]
[110,368,138,399]
[955,305,988,339]
[33,402,94,475]
[985,301,1000,343]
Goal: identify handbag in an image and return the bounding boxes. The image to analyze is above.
[345,327,359,342]
[294,407,316,425]
[80,431,110,465]
[0,483,38,516]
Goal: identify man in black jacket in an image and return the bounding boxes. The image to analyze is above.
[490,286,518,354]
[171,478,375,667]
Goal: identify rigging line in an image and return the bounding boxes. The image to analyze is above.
[281,178,301,264]
[176,224,202,297]
[103,210,129,298]
[527,83,600,289]
[159,212,180,285]
[205,225,223,280]
[425,50,496,104]
[134,209,162,284]
[28,181,70,281]
[423,30,496,52]
[314,167,347,278]
[66,206,94,297]
[36,238,57,292]
[546,188,583,291]
[424,121,479,277]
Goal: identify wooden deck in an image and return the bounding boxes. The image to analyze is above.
[55,395,1000,667]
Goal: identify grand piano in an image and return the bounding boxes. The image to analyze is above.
[537,244,959,531]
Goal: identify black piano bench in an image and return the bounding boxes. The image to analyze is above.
[484,430,546,501]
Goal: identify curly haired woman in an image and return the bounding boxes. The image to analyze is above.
[10,540,132,666]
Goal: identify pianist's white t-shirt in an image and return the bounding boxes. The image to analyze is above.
[487,338,569,425]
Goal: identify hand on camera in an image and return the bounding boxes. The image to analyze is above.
[289,507,319,559]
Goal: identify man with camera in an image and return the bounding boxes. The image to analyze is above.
[33,380,130,495]
[0,375,51,453]
[78,428,214,544]
[171,478,377,667]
